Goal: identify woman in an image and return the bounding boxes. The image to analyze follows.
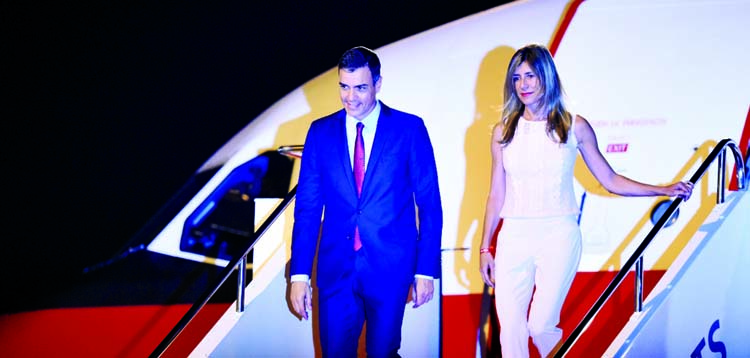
[478,43,693,357]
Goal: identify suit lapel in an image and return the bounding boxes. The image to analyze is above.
[362,101,393,196]
[334,110,358,197]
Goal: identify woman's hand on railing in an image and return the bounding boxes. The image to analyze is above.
[664,181,695,201]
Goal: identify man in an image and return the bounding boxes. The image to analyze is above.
[289,46,443,357]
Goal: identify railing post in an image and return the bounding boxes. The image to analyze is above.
[634,256,643,312]
[237,256,246,312]
[717,148,726,204]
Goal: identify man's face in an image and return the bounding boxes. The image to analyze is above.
[339,66,381,120]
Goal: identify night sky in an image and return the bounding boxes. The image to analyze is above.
[5,1,510,299]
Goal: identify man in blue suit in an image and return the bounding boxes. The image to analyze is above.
[289,46,443,357]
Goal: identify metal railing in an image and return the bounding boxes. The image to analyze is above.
[553,138,747,357]
[150,145,303,358]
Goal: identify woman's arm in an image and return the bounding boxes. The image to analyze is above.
[575,115,693,199]
[479,123,507,287]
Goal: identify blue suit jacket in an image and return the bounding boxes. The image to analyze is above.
[291,101,443,295]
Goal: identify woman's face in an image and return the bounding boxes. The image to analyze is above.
[512,61,542,108]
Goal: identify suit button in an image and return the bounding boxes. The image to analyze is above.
[358,210,362,215]
[346,235,351,240]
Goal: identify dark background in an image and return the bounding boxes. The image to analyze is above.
[5,1,510,303]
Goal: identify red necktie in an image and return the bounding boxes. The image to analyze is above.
[353,122,364,251]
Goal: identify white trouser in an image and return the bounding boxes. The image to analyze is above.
[493,215,582,358]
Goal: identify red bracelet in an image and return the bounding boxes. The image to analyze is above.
[479,246,494,254]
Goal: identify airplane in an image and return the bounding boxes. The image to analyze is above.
[2,0,748,357]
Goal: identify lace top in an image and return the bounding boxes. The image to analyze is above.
[499,116,580,218]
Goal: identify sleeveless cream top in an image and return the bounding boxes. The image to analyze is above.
[499,115,580,218]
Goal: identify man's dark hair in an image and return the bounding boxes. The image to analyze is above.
[338,46,381,83]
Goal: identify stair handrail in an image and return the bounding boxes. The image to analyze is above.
[553,138,747,357]
[150,145,303,358]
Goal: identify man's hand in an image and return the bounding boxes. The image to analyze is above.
[290,281,312,320]
[411,277,434,308]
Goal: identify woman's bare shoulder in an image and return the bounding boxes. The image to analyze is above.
[491,121,505,139]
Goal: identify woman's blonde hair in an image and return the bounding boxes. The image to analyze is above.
[499,43,572,144]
